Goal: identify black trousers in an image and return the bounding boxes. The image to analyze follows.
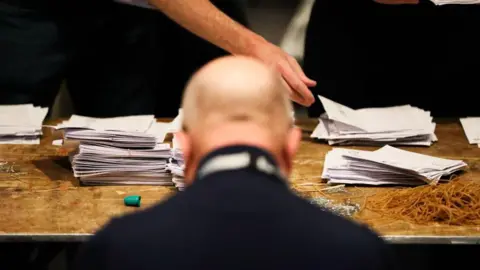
[304,0,480,118]
[0,0,248,118]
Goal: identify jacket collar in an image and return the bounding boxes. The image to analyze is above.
[195,145,288,185]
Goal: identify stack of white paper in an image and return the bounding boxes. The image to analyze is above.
[167,135,185,190]
[460,117,480,148]
[57,115,176,186]
[0,104,48,144]
[56,114,155,132]
[311,95,437,146]
[322,145,467,186]
[71,144,173,185]
[430,0,480,5]
[65,130,158,149]
[56,115,170,146]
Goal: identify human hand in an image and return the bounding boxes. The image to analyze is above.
[251,41,316,107]
[373,0,419,4]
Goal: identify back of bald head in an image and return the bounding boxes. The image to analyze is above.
[181,56,293,137]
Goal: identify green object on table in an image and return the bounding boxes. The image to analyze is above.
[124,195,141,207]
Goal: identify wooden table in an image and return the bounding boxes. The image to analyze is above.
[0,118,479,244]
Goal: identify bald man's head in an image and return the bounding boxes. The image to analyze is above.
[182,56,292,134]
[176,56,301,184]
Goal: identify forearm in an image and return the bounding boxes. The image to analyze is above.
[149,0,267,56]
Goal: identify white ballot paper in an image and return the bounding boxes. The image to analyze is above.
[460,117,480,148]
[0,104,48,144]
[65,130,158,149]
[71,144,173,186]
[430,0,480,5]
[56,114,170,146]
[56,115,155,133]
[311,95,437,146]
[322,145,467,186]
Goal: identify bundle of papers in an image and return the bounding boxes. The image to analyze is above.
[322,145,467,186]
[65,130,157,149]
[71,144,173,186]
[57,114,177,186]
[56,114,170,146]
[167,135,185,191]
[430,0,480,5]
[311,95,437,146]
[460,117,480,148]
[56,114,155,132]
[0,104,48,144]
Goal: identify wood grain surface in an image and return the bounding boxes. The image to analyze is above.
[0,118,478,241]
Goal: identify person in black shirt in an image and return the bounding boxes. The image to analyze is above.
[74,55,395,270]
[304,0,480,117]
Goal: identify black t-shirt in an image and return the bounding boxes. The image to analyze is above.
[304,0,480,117]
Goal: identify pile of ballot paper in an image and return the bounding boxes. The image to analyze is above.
[56,114,169,143]
[56,115,173,185]
[311,95,437,146]
[167,135,185,191]
[70,144,173,185]
[460,117,480,148]
[322,145,467,186]
[0,104,48,144]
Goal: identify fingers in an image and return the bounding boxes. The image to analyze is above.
[290,91,307,107]
[280,77,294,96]
[280,77,304,106]
[277,62,315,107]
[286,56,317,87]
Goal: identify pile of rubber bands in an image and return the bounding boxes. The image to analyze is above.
[364,179,480,225]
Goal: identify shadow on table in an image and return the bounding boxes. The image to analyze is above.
[33,157,79,186]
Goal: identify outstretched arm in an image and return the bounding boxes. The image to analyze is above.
[149,0,316,106]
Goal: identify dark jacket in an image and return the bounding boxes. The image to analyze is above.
[74,145,395,270]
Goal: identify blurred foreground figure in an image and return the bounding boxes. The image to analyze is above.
[74,56,394,270]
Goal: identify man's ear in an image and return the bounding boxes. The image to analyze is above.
[175,131,191,163]
[286,126,302,160]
